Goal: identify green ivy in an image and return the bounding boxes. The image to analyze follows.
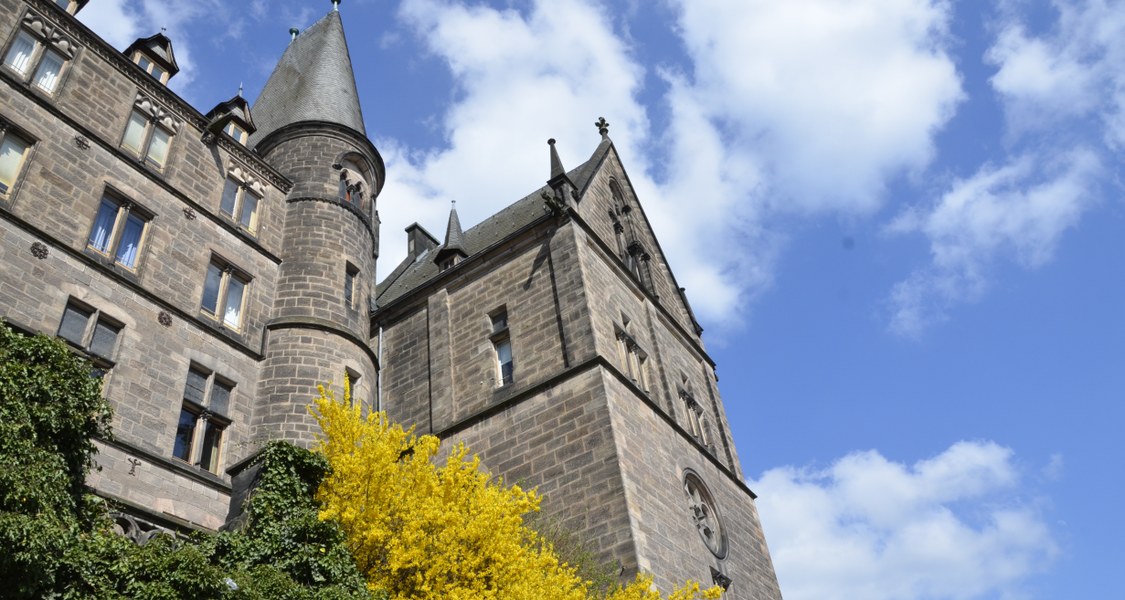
[0,323,382,599]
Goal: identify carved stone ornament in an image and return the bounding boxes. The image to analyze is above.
[683,470,727,558]
[111,512,175,547]
[134,93,182,133]
[21,10,79,59]
[30,241,49,259]
[158,311,173,327]
[710,566,733,591]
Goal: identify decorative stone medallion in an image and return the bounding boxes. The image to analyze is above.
[683,469,727,558]
[158,311,173,327]
[30,241,49,259]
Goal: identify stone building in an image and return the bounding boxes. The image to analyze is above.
[0,0,782,597]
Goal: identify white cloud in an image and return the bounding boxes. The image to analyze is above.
[383,0,965,327]
[752,442,1058,600]
[885,147,1100,336]
[988,0,1125,148]
[665,0,963,214]
[78,0,228,98]
[76,0,142,49]
[380,0,650,266]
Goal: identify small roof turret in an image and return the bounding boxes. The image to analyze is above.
[249,8,365,148]
[434,202,468,268]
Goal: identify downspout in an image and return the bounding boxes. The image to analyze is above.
[376,324,384,413]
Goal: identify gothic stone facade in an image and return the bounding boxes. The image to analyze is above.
[0,1,782,597]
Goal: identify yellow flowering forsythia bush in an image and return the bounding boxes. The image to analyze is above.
[312,382,721,600]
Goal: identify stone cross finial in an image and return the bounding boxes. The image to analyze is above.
[595,117,610,137]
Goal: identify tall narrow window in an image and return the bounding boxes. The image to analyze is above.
[0,127,32,196]
[121,108,174,169]
[201,259,250,330]
[219,176,261,234]
[173,366,232,474]
[680,390,712,448]
[32,49,64,92]
[490,310,514,386]
[3,31,35,76]
[86,195,149,271]
[344,263,358,308]
[337,158,370,214]
[615,325,649,393]
[3,27,74,94]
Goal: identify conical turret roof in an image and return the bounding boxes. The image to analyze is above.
[435,203,468,264]
[249,10,365,147]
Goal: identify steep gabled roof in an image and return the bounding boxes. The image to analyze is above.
[249,10,365,147]
[376,156,601,309]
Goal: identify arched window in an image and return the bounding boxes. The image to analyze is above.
[337,156,370,214]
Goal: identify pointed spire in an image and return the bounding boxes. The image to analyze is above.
[249,10,365,147]
[443,201,467,254]
[435,201,468,267]
[546,138,576,193]
[549,138,566,180]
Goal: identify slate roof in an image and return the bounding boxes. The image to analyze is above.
[376,145,609,309]
[249,10,365,148]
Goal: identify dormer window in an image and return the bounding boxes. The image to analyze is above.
[134,53,168,84]
[124,33,178,86]
[204,94,256,148]
[54,0,82,14]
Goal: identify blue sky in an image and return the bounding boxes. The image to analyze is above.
[80,1,1123,598]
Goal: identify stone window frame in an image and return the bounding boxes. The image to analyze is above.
[120,94,181,171]
[53,0,79,15]
[344,366,362,402]
[614,318,650,393]
[130,50,169,85]
[607,178,653,292]
[489,307,514,387]
[56,297,123,379]
[173,363,233,474]
[344,261,359,309]
[1,10,79,97]
[0,119,34,199]
[679,387,714,449]
[84,189,154,274]
[200,254,252,332]
[682,469,728,559]
[335,153,373,217]
[221,120,248,145]
[219,164,265,236]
